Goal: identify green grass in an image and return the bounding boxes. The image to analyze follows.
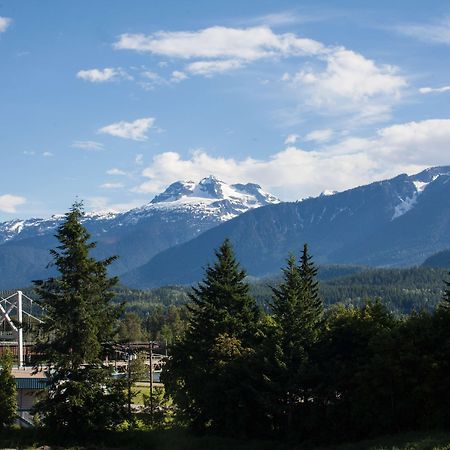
[0,428,448,450]
[131,382,150,405]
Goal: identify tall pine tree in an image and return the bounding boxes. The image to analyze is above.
[0,350,17,429]
[267,244,323,434]
[33,201,128,431]
[162,239,261,435]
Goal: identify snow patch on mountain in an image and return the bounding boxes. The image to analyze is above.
[392,193,418,220]
[147,175,280,219]
[392,174,440,220]
[0,176,280,244]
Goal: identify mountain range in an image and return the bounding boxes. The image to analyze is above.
[122,166,450,288]
[0,176,278,289]
[1,167,450,290]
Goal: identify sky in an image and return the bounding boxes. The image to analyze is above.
[1,0,450,220]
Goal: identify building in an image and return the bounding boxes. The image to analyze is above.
[12,367,47,426]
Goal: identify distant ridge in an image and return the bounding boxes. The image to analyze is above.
[0,176,279,289]
[122,166,450,288]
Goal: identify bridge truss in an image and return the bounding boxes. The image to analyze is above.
[0,291,42,367]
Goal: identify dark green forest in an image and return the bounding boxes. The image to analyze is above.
[108,266,448,343]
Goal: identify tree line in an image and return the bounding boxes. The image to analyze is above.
[163,240,450,442]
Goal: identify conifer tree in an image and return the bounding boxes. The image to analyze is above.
[162,239,260,435]
[0,350,17,429]
[298,243,323,344]
[268,245,323,433]
[33,201,128,431]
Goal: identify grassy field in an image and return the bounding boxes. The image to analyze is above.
[0,429,449,450]
[132,382,151,405]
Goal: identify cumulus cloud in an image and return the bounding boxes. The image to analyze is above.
[71,140,104,151]
[77,67,129,83]
[285,48,406,121]
[0,17,11,33]
[171,70,188,82]
[98,118,155,141]
[419,85,450,94]
[114,25,406,122]
[86,196,142,214]
[106,168,127,176]
[135,154,144,165]
[0,194,26,213]
[305,129,334,142]
[114,26,325,60]
[186,59,243,76]
[100,182,124,189]
[133,118,450,201]
[284,134,299,145]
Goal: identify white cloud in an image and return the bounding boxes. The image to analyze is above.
[114,25,406,122]
[106,168,127,176]
[76,67,129,83]
[135,154,144,165]
[71,140,105,151]
[86,196,142,214]
[186,59,243,76]
[114,26,325,60]
[138,70,167,90]
[0,194,26,213]
[98,117,155,141]
[134,118,450,200]
[42,151,53,157]
[286,48,406,121]
[171,70,188,82]
[395,18,450,45]
[0,17,11,33]
[419,85,450,94]
[284,134,299,145]
[100,182,124,189]
[248,11,307,27]
[305,129,334,142]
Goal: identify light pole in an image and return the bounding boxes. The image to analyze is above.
[149,340,156,426]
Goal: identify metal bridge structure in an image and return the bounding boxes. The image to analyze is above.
[0,291,42,367]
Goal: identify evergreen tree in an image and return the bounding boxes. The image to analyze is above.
[162,239,261,435]
[33,201,128,431]
[267,245,323,434]
[298,243,323,344]
[0,350,17,429]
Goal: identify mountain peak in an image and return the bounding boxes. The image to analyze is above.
[150,176,280,208]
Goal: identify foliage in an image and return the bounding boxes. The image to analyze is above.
[0,349,17,429]
[118,312,145,342]
[142,386,175,428]
[162,239,263,436]
[32,201,128,432]
[265,245,323,434]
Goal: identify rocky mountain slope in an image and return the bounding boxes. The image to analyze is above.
[0,176,279,289]
[122,166,450,288]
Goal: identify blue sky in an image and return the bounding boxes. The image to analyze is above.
[1,0,450,220]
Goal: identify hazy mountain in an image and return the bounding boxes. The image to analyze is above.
[422,248,450,268]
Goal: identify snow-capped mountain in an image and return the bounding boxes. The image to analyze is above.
[0,176,279,288]
[0,176,279,245]
[122,166,450,288]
